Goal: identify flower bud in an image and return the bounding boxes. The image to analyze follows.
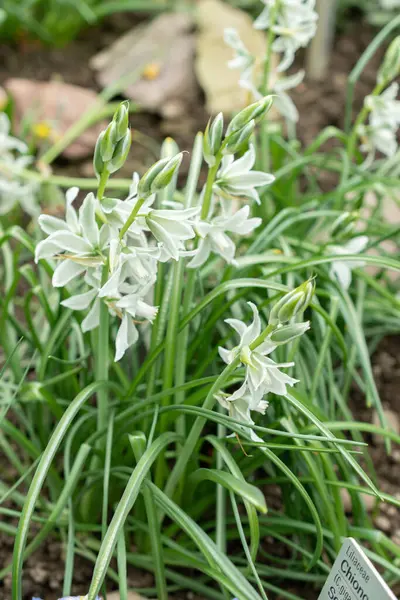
[269,279,315,325]
[378,36,400,85]
[108,130,132,174]
[223,119,255,155]
[138,153,183,198]
[269,321,310,344]
[93,131,105,179]
[330,211,358,241]
[203,112,224,166]
[101,121,118,162]
[226,96,273,136]
[114,100,130,139]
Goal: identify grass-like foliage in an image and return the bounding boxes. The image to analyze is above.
[0,6,400,600]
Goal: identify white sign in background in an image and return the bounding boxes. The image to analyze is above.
[318,537,398,600]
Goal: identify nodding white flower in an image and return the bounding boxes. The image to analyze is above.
[359,83,400,158]
[35,188,113,287]
[216,388,268,442]
[255,0,318,72]
[224,28,258,98]
[273,70,305,122]
[218,302,301,398]
[329,235,369,290]
[188,205,261,268]
[214,144,275,205]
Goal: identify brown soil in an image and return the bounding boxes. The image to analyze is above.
[0,10,398,600]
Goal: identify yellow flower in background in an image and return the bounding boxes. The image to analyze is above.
[32,121,52,140]
[142,62,161,80]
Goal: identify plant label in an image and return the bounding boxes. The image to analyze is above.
[318,537,398,600]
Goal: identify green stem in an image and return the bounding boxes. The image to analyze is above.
[201,160,221,220]
[119,197,145,239]
[0,161,133,191]
[97,169,110,201]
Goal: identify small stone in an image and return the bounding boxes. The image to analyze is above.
[392,529,400,545]
[340,488,376,513]
[107,592,150,600]
[29,564,48,584]
[372,409,400,444]
[375,515,391,533]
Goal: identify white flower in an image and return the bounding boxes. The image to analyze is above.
[224,28,259,98]
[273,70,305,122]
[255,0,318,72]
[360,83,400,158]
[380,0,400,8]
[216,388,268,442]
[329,235,369,290]
[218,302,300,398]
[35,188,112,287]
[0,113,39,216]
[188,205,261,268]
[214,145,275,205]
[0,113,27,154]
[110,184,200,260]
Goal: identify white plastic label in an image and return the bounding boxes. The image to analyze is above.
[318,537,398,600]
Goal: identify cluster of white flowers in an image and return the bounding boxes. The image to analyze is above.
[359,83,400,159]
[35,99,275,362]
[224,1,318,122]
[217,281,314,440]
[0,113,39,216]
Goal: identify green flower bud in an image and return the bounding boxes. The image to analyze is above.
[226,96,273,136]
[223,119,255,155]
[269,321,310,344]
[114,100,130,140]
[330,211,358,241]
[378,36,400,85]
[93,131,105,179]
[269,279,315,325]
[108,130,132,174]
[138,153,183,198]
[101,121,118,162]
[203,112,224,166]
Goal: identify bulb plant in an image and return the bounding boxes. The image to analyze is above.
[0,5,400,600]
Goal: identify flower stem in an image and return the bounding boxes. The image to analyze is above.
[119,197,145,239]
[97,168,110,201]
[200,160,221,220]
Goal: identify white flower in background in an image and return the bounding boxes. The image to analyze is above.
[188,205,261,268]
[359,83,400,158]
[0,113,27,154]
[218,302,301,398]
[224,28,259,99]
[0,113,39,216]
[255,0,318,72]
[329,235,369,290]
[380,0,400,8]
[35,188,113,287]
[214,144,275,205]
[273,70,305,122]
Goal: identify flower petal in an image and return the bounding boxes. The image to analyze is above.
[52,260,86,287]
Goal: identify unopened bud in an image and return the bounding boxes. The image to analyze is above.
[269,279,315,325]
[203,112,224,166]
[138,153,183,198]
[269,321,310,344]
[226,96,273,136]
[108,130,132,174]
[93,132,105,179]
[114,100,130,139]
[100,121,119,162]
[330,211,358,241]
[223,119,255,155]
[378,36,400,85]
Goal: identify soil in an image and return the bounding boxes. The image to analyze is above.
[0,9,398,600]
